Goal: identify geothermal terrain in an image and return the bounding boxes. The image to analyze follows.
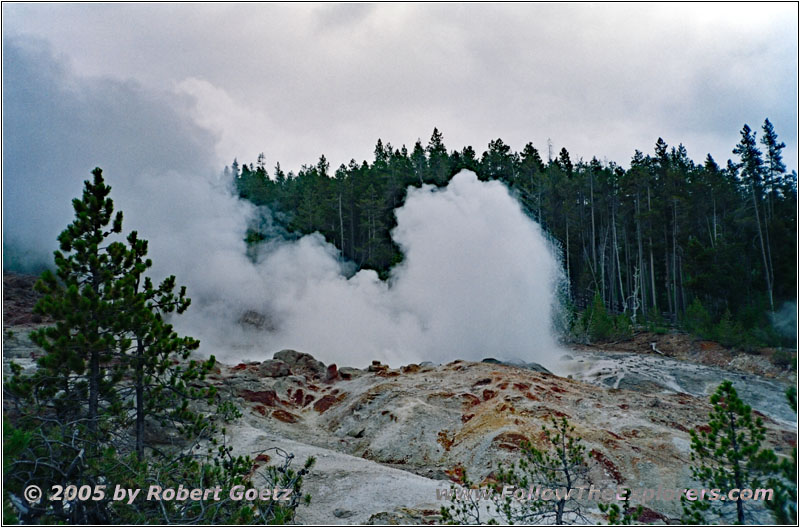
[3,272,796,524]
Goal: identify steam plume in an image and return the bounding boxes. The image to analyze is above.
[4,37,566,368]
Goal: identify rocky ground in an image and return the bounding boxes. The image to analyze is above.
[3,272,796,524]
[202,348,795,524]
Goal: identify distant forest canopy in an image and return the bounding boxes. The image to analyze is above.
[230,120,797,347]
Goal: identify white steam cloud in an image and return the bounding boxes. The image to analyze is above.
[4,37,566,368]
[220,171,564,366]
[114,168,566,367]
[770,302,797,341]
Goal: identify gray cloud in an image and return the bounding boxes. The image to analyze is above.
[2,3,795,172]
[2,37,217,270]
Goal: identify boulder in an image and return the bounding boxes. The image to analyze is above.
[488,358,553,375]
[325,363,339,382]
[258,359,291,378]
[273,349,326,379]
[368,360,388,372]
[522,362,552,374]
[338,367,362,380]
[333,509,356,519]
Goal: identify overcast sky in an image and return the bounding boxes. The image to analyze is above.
[3,2,797,173]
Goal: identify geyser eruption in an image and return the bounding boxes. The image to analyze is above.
[224,170,566,367]
[3,37,567,369]
[389,171,565,364]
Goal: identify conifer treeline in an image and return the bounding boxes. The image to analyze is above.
[230,121,796,345]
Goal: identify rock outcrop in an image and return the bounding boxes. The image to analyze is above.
[211,348,795,524]
[273,349,327,379]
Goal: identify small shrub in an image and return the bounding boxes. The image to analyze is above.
[588,294,615,341]
[613,313,633,341]
[685,298,713,338]
[713,309,743,348]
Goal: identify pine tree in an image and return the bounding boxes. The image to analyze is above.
[4,168,313,524]
[27,168,129,441]
[765,388,797,524]
[517,142,546,222]
[733,124,774,311]
[495,417,592,524]
[480,138,516,184]
[760,118,786,205]
[120,230,213,458]
[411,139,427,185]
[682,380,779,524]
[557,147,573,177]
[426,127,450,185]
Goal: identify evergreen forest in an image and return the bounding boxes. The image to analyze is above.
[231,120,796,348]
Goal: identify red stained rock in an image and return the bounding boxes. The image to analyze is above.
[401,364,421,374]
[669,421,690,432]
[445,464,466,483]
[240,389,279,407]
[313,394,339,413]
[461,413,475,423]
[590,450,623,483]
[325,364,339,382]
[291,388,305,406]
[254,453,271,464]
[272,409,299,423]
[437,430,455,451]
[513,382,531,391]
[368,360,387,373]
[482,389,497,401]
[493,432,529,451]
[461,393,481,407]
[525,392,540,401]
